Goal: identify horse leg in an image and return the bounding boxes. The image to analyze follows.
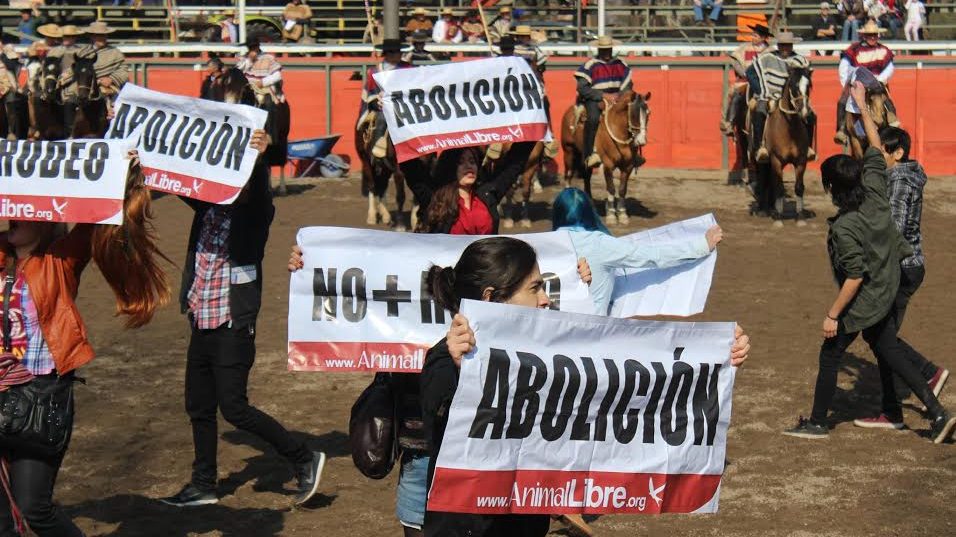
[393,172,407,232]
[501,191,515,229]
[363,166,377,225]
[616,166,632,226]
[770,156,785,227]
[520,164,534,228]
[603,165,618,226]
[795,162,807,227]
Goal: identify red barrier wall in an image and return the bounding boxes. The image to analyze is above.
[144,62,956,175]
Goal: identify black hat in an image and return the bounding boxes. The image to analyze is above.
[410,30,431,43]
[243,38,261,51]
[749,24,772,38]
[498,35,516,50]
[376,38,408,53]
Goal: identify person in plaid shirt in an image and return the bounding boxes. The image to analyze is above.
[162,129,325,508]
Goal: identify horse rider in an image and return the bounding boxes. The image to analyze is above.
[487,6,513,43]
[0,45,21,137]
[199,55,225,101]
[28,24,61,60]
[720,23,771,135]
[747,31,816,163]
[834,19,897,144]
[359,38,412,159]
[237,38,286,106]
[575,35,633,169]
[60,21,128,137]
[48,25,83,74]
[403,30,438,63]
[511,25,558,159]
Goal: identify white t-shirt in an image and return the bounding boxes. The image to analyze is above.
[906,0,925,24]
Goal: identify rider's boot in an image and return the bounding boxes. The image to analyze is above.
[486,143,503,160]
[753,111,769,163]
[756,145,770,163]
[584,121,601,168]
[885,99,901,127]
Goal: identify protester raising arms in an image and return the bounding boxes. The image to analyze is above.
[419,237,751,537]
[0,155,170,536]
[552,187,722,315]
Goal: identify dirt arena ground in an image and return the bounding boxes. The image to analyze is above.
[58,167,955,536]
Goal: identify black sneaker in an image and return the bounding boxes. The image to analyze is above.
[782,417,829,439]
[294,451,326,505]
[930,413,956,444]
[160,483,218,507]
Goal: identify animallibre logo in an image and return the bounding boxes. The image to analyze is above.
[145,171,193,197]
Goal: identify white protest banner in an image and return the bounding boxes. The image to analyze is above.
[0,139,130,225]
[374,56,550,162]
[428,299,735,515]
[609,214,717,318]
[288,227,592,373]
[106,84,268,204]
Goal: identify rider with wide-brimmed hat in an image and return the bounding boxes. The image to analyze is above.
[747,30,816,162]
[721,23,771,136]
[360,38,412,159]
[834,19,897,145]
[575,36,633,169]
[48,25,83,74]
[236,38,286,105]
[29,24,61,59]
[60,20,127,136]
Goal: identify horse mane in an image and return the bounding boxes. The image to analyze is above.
[91,163,173,328]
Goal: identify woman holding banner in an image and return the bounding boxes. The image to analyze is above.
[0,155,170,536]
[551,187,722,315]
[418,237,751,536]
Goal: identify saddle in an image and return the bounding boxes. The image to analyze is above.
[571,92,618,132]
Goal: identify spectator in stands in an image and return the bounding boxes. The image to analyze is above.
[405,7,433,35]
[281,0,313,43]
[17,9,38,45]
[812,2,839,41]
[693,0,723,27]
[839,0,866,40]
[404,30,438,63]
[363,12,384,51]
[903,0,925,41]
[219,9,239,43]
[488,6,513,43]
[432,8,462,44]
[865,0,902,37]
[460,10,485,43]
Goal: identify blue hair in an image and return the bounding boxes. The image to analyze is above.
[551,187,610,235]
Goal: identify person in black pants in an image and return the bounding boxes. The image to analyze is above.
[161,130,325,507]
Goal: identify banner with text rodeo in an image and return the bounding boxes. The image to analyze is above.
[374,56,550,162]
[288,227,592,373]
[107,84,268,204]
[0,139,130,225]
[429,299,735,515]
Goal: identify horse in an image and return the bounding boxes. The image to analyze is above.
[354,114,412,231]
[217,66,291,171]
[727,87,752,186]
[750,67,813,226]
[561,90,650,225]
[71,54,110,138]
[499,141,546,229]
[845,86,890,160]
[0,57,28,140]
[26,56,65,140]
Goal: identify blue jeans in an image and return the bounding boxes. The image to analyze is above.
[396,453,429,529]
[842,18,861,41]
[694,0,722,22]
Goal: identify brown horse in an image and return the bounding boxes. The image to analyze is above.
[561,90,650,225]
[499,141,546,229]
[354,114,412,231]
[751,67,813,225]
[845,88,890,160]
[27,56,65,140]
[71,54,110,138]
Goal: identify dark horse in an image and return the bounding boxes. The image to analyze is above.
[27,56,65,140]
[216,66,291,171]
[71,53,110,138]
[354,114,410,230]
[750,67,813,226]
[0,55,28,140]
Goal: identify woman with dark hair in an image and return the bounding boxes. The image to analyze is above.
[783,82,955,443]
[420,237,751,537]
[552,187,722,315]
[0,155,171,536]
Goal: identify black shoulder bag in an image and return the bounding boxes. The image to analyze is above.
[0,258,75,458]
[348,372,398,479]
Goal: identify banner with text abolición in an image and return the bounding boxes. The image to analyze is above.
[374,56,551,162]
[0,139,131,225]
[428,300,736,515]
[287,227,592,373]
[107,84,267,204]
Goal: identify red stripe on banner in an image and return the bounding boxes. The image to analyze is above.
[428,468,722,515]
[394,123,550,163]
[142,167,243,204]
[288,341,429,372]
[0,195,122,224]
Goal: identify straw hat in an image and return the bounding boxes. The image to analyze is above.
[37,23,62,39]
[413,7,427,16]
[500,6,512,14]
[774,31,803,44]
[2,45,18,61]
[512,25,532,37]
[589,35,620,49]
[858,20,887,35]
[83,21,116,35]
[61,25,84,37]
[441,8,454,16]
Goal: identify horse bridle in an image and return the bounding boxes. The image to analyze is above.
[75,65,104,102]
[602,96,646,146]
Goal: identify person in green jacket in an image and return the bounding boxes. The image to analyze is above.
[784,81,955,444]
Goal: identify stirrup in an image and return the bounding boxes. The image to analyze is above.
[543,140,558,158]
[372,136,388,159]
[585,153,601,168]
[486,143,503,160]
[833,131,848,145]
[719,120,733,136]
[755,146,769,163]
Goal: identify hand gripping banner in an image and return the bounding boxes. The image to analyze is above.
[107,84,268,204]
[0,139,131,225]
[374,56,551,162]
[428,300,736,515]
[287,227,592,373]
